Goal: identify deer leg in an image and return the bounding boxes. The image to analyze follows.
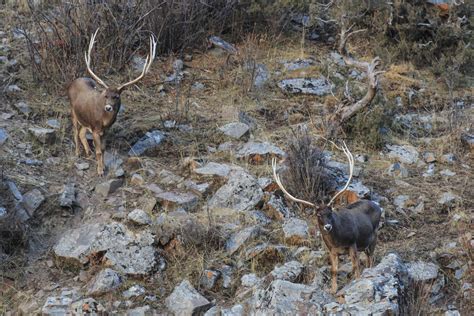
[349,244,360,279]
[329,251,339,294]
[365,250,373,268]
[72,114,80,156]
[92,131,105,176]
[79,127,92,158]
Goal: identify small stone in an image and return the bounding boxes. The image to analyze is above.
[219,265,234,289]
[438,192,460,206]
[423,152,436,163]
[394,195,410,210]
[218,122,250,140]
[422,163,435,177]
[20,158,43,166]
[95,179,123,197]
[28,127,56,144]
[209,36,237,54]
[46,119,61,129]
[0,128,8,145]
[75,162,90,170]
[130,174,144,186]
[128,130,166,157]
[123,285,146,298]
[127,209,152,226]
[0,207,7,218]
[1,112,15,120]
[87,268,122,296]
[192,82,205,90]
[21,189,45,214]
[7,85,22,92]
[441,153,456,164]
[59,183,76,207]
[157,169,184,185]
[70,298,105,314]
[165,279,211,315]
[282,58,314,71]
[15,101,31,116]
[200,269,221,290]
[440,169,456,177]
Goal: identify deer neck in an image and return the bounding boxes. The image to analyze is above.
[97,96,118,129]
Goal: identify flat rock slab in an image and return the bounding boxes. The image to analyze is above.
[278,77,333,95]
[407,261,439,282]
[128,209,152,225]
[59,183,76,207]
[155,191,199,212]
[128,130,166,157]
[219,122,250,139]
[165,279,211,315]
[53,222,158,275]
[208,170,263,212]
[194,162,233,177]
[235,141,286,163]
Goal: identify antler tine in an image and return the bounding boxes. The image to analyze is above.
[271,158,316,207]
[328,141,354,207]
[84,28,108,89]
[117,34,158,91]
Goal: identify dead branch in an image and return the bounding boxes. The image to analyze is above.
[328,19,384,135]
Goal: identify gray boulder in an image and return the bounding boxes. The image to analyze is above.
[226,225,263,255]
[219,122,250,140]
[86,268,122,296]
[282,218,310,245]
[95,179,123,197]
[21,188,45,214]
[270,260,304,282]
[208,170,263,212]
[59,183,76,207]
[195,162,233,177]
[0,128,8,145]
[155,191,199,212]
[53,222,159,275]
[165,279,212,315]
[128,209,152,226]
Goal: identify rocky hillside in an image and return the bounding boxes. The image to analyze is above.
[1,5,473,316]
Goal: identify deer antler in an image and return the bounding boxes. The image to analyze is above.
[328,141,354,207]
[117,34,157,91]
[271,157,316,207]
[85,28,109,89]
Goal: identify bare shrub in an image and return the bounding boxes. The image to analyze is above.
[18,0,240,89]
[282,132,334,205]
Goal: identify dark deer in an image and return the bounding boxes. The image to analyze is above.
[272,141,381,293]
[68,29,157,176]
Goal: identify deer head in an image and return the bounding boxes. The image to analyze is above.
[84,28,157,113]
[271,140,354,219]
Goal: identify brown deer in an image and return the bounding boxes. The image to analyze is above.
[68,29,157,176]
[272,141,381,293]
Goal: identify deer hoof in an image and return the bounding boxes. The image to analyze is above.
[97,168,104,177]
